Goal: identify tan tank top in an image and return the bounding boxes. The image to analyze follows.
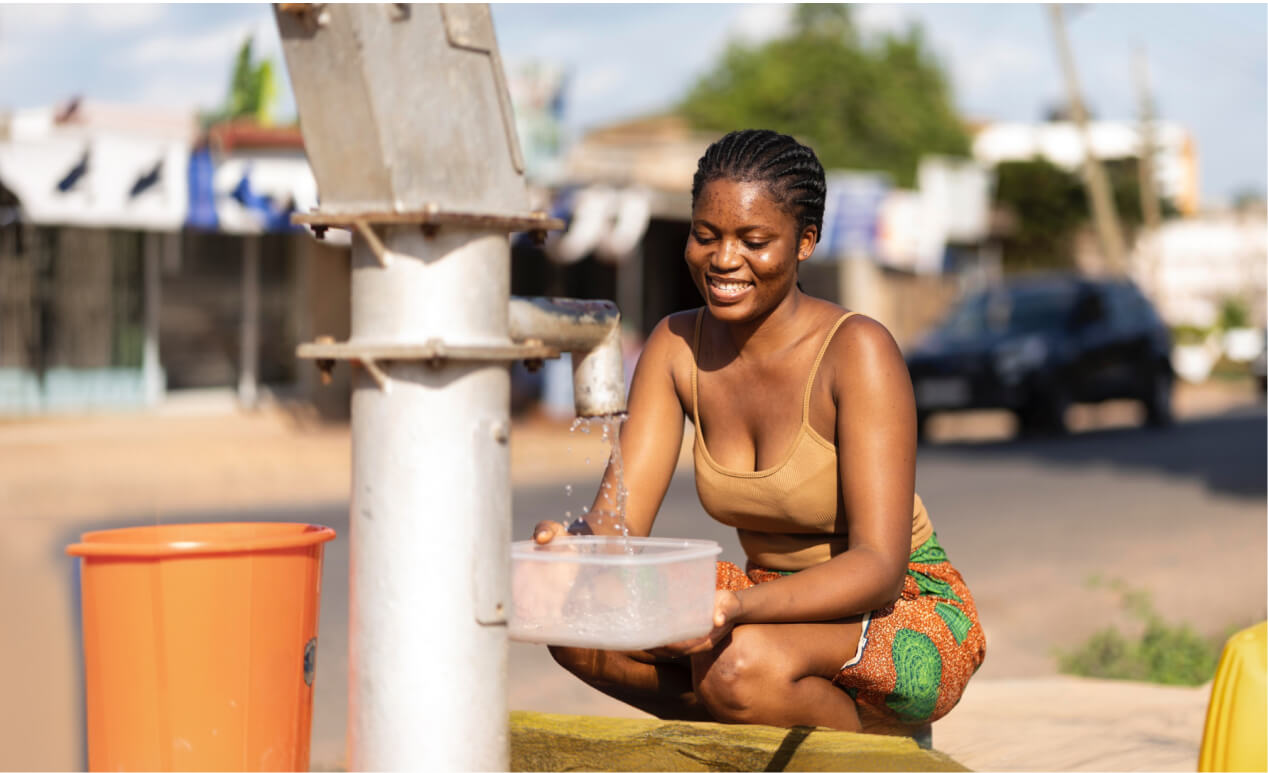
[691,309,934,571]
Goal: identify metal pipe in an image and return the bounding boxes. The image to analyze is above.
[348,225,510,770]
[508,297,626,417]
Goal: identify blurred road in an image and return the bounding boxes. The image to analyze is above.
[1,384,1263,771]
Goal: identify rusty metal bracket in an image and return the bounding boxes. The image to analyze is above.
[297,338,559,364]
[360,358,392,392]
[352,218,392,268]
[292,207,564,235]
[299,338,559,393]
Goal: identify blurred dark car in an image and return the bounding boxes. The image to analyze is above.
[905,275,1174,438]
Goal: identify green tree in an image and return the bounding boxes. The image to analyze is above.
[203,36,278,126]
[994,157,1177,272]
[993,158,1088,271]
[676,4,968,187]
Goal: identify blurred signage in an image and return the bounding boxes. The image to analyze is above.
[917,156,992,243]
[876,156,993,275]
[816,171,891,261]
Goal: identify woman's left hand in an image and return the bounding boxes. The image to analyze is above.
[648,589,744,658]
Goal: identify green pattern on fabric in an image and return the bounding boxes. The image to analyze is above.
[908,568,962,603]
[935,602,973,646]
[908,532,947,565]
[885,629,942,722]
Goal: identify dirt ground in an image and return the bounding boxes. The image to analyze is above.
[4,379,1257,522]
[1,379,1262,771]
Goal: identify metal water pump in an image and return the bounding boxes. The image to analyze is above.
[275,4,625,769]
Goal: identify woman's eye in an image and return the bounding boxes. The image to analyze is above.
[743,240,768,250]
[693,232,715,244]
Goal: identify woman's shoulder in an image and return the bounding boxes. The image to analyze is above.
[648,308,704,348]
[638,309,703,368]
[822,306,906,373]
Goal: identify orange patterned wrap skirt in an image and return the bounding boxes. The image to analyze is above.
[715,532,986,725]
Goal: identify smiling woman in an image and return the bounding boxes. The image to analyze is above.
[532,129,985,740]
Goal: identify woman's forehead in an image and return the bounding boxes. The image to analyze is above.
[693,178,795,225]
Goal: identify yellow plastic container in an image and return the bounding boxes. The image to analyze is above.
[67,522,336,772]
[1199,620,1267,772]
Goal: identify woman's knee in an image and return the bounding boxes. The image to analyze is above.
[694,628,787,723]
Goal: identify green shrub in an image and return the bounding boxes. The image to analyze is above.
[1057,579,1224,686]
[1171,324,1210,346]
[1218,297,1251,331]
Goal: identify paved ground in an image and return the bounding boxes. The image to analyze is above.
[1,380,1263,771]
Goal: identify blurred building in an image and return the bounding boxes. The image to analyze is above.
[0,99,334,416]
[1129,208,1267,328]
[0,96,997,417]
[971,119,1201,216]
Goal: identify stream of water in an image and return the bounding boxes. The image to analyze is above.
[567,413,630,538]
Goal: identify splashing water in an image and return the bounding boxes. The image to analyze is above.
[568,413,631,538]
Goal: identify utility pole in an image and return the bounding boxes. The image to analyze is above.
[1133,46,1164,303]
[1134,47,1163,231]
[1047,4,1128,274]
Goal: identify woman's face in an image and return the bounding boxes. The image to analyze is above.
[685,178,816,324]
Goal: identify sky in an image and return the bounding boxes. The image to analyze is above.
[0,3,1263,207]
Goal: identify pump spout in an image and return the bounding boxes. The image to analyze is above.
[509,296,626,417]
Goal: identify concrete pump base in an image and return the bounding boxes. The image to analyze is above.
[510,711,969,772]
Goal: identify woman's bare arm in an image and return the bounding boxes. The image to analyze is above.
[536,313,690,541]
[727,315,916,622]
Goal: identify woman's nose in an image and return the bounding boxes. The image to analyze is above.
[710,239,743,270]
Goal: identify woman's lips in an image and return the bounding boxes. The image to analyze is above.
[707,276,753,303]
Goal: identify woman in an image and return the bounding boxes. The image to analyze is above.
[533,129,985,735]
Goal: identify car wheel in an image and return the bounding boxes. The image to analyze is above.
[1143,369,1174,427]
[1019,385,1070,436]
[916,410,932,444]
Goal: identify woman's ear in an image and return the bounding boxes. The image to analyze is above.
[798,226,819,263]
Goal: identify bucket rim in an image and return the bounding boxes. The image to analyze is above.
[66,522,336,558]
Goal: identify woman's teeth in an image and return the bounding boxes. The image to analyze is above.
[710,279,751,291]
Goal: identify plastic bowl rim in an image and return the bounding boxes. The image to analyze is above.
[511,535,722,565]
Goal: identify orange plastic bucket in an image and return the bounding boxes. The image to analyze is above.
[67,522,336,771]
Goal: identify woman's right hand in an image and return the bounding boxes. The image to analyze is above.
[518,520,585,625]
[533,520,567,545]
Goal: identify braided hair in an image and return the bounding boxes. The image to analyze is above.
[690,129,827,244]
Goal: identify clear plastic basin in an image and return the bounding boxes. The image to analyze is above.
[509,536,722,650]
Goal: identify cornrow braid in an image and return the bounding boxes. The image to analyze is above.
[691,129,827,243]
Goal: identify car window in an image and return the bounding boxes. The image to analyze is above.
[1103,283,1154,332]
[940,284,1078,337]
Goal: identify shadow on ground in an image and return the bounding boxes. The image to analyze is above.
[921,407,1266,500]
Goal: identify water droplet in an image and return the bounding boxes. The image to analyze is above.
[564,484,573,496]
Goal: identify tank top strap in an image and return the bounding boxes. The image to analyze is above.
[802,312,859,423]
[691,308,705,425]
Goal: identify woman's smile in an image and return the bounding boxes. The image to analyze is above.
[706,274,755,303]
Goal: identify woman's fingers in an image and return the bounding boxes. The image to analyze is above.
[533,520,567,544]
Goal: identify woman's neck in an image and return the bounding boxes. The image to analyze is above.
[720,288,808,360]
